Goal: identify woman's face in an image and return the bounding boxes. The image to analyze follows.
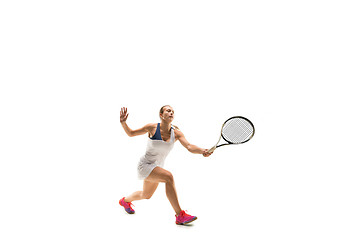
[160,106,174,122]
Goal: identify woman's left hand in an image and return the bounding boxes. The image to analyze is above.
[202,149,212,157]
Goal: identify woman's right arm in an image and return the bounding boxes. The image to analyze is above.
[120,107,152,137]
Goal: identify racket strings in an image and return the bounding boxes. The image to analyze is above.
[222,118,254,143]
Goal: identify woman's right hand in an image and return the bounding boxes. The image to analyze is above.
[120,107,129,123]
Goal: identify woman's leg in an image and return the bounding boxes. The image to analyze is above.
[145,167,182,215]
[124,181,159,202]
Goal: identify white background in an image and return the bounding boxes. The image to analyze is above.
[1,0,359,239]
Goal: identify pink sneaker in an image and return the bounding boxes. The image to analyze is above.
[175,210,197,225]
[119,197,135,214]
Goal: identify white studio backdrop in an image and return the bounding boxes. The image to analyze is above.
[0,0,359,240]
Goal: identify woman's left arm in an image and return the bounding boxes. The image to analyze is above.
[175,129,212,157]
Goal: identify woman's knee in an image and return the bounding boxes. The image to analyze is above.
[164,171,174,184]
[148,167,174,184]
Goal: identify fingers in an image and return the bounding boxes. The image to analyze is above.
[203,152,210,157]
[120,107,128,116]
[202,149,213,157]
[120,107,127,115]
[120,107,129,122]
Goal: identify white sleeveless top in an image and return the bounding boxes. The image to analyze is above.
[137,124,175,180]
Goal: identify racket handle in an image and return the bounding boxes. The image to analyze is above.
[208,145,216,154]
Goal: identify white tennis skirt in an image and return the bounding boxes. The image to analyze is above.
[137,157,165,180]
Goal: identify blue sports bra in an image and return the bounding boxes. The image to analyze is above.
[150,123,173,140]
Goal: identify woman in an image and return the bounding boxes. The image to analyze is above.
[119,105,212,225]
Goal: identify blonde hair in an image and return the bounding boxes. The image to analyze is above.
[160,105,180,130]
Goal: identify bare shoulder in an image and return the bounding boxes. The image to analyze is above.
[145,123,158,137]
[174,128,184,139]
[145,123,157,131]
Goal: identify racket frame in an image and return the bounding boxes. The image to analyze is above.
[208,116,255,153]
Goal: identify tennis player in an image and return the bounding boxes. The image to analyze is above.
[119,105,212,225]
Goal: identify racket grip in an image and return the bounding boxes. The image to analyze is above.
[208,145,216,154]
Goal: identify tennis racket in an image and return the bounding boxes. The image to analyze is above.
[208,116,255,153]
